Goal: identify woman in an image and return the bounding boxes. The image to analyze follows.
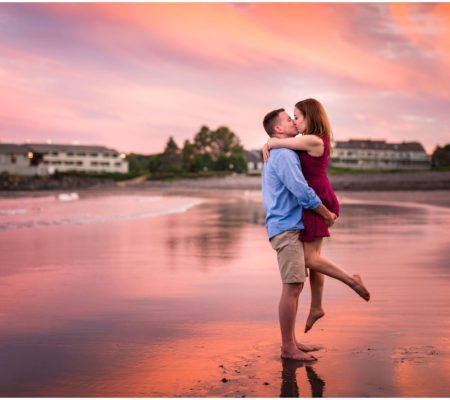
[263,98,370,334]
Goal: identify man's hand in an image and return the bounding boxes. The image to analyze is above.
[324,212,338,228]
[262,142,270,163]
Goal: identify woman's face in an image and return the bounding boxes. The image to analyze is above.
[294,107,307,134]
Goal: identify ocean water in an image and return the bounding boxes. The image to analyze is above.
[0,189,449,397]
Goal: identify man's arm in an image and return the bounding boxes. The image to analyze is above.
[312,204,337,227]
[275,150,336,226]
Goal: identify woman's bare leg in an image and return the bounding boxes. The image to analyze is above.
[305,239,325,333]
[293,294,321,351]
[304,237,370,302]
[306,270,325,333]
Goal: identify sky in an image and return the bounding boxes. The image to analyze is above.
[0,2,449,155]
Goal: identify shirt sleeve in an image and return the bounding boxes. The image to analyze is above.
[274,150,322,209]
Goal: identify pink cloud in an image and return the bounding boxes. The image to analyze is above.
[0,3,449,154]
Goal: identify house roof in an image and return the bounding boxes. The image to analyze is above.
[0,143,30,154]
[27,143,119,154]
[0,143,120,154]
[334,140,426,152]
[246,150,263,163]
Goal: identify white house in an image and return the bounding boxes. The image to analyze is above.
[246,150,263,174]
[331,140,430,170]
[0,143,129,175]
[0,144,48,175]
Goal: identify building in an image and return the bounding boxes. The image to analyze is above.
[331,140,431,170]
[0,143,129,175]
[246,150,263,174]
[0,143,45,175]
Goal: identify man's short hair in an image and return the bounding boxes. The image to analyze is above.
[263,108,284,137]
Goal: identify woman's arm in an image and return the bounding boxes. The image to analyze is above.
[268,135,323,153]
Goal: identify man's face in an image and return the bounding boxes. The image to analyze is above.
[275,111,298,137]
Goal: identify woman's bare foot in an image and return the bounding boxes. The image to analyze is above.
[281,345,317,361]
[296,342,320,352]
[304,308,325,333]
[350,274,370,301]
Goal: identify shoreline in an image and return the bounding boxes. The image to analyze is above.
[137,171,450,191]
[0,170,449,195]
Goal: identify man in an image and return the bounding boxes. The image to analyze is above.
[262,108,337,361]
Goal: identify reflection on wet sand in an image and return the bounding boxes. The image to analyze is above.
[0,190,449,396]
[280,359,325,398]
[163,199,265,266]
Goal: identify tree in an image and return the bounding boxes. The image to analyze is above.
[191,125,245,170]
[227,153,248,173]
[192,126,213,156]
[210,126,245,160]
[193,153,214,172]
[159,136,182,173]
[181,139,196,172]
[127,153,150,176]
[432,144,450,168]
[148,153,162,173]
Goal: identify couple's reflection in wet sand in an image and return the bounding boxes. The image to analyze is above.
[280,358,325,398]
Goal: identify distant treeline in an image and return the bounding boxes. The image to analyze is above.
[127,125,248,179]
[432,144,450,170]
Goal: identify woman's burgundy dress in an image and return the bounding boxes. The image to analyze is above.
[297,136,340,242]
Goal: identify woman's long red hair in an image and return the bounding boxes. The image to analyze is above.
[295,98,332,149]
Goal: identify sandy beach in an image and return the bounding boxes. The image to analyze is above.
[0,188,449,397]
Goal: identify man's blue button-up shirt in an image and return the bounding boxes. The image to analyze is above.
[262,148,322,240]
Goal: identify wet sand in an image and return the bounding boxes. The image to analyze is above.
[0,189,449,397]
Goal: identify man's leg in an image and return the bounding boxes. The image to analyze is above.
[279,282,316,361]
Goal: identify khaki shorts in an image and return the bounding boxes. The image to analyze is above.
[270,230,308,284]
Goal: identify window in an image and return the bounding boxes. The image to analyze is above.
[67,152,74,156]
[10,153,17,163]
[100,162,109,166]
[76,161,83,166]
[52,152,59,156]
[114,162,121,166]
[91,161,98,166]
[91,153,98,157]
[102,153,110,158]
[77,152,86,156]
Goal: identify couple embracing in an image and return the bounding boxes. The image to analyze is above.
[262,99,370,362]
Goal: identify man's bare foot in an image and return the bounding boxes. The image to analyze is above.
[281,346,317,361]
[296,342,320,352]
[350,274,370,301]
[304,308,325,333]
